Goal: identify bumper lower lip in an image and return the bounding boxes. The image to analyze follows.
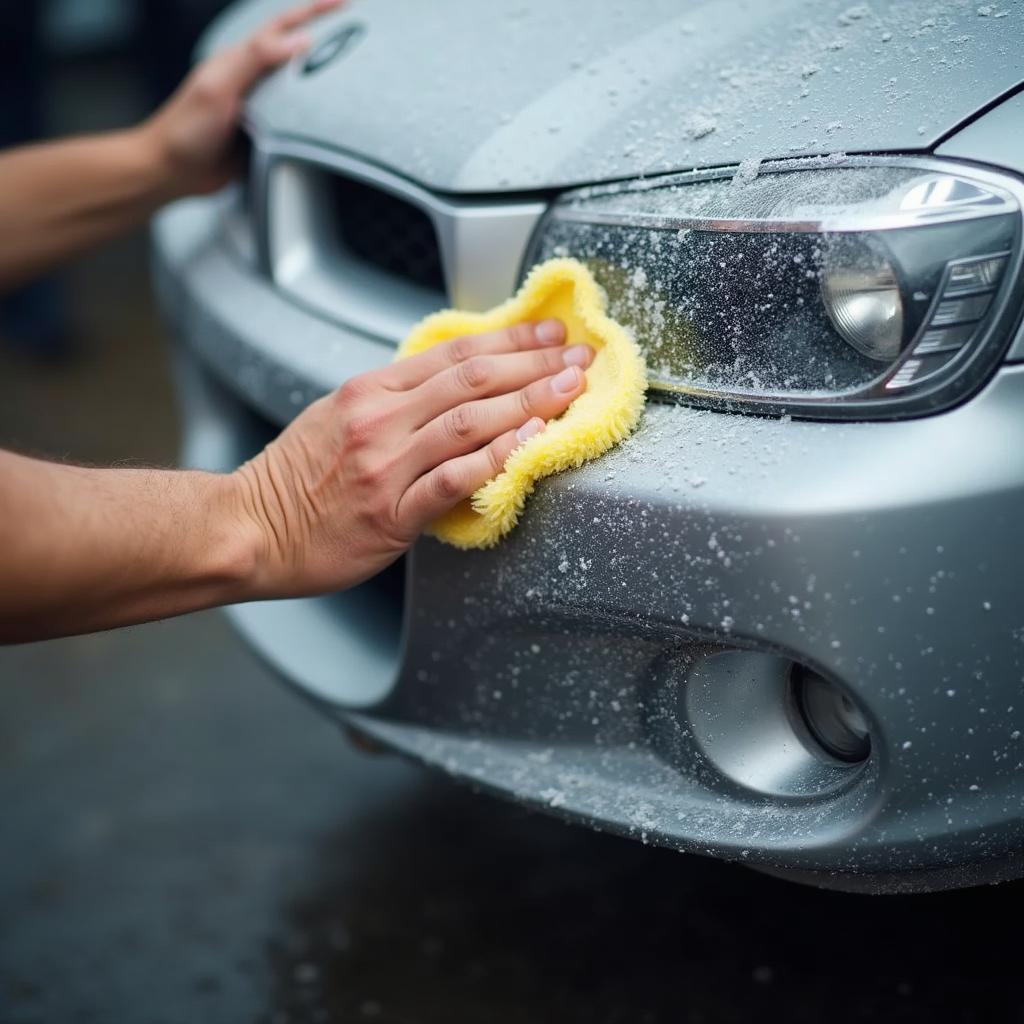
[154,191,1024,893]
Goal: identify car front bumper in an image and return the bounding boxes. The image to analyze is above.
[154,189,1024,893]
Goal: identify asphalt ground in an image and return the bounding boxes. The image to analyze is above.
[2,46,1024,1024]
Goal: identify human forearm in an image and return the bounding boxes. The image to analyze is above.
[0,319,590,643]
[0,128,172,291]
[0,451,256,643]
[0,0,343,292]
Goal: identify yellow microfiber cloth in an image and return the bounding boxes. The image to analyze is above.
[396,257,648,549]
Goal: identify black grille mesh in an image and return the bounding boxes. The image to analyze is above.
[330,174,446,294]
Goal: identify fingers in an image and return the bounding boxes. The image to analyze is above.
[401,364,588,480]
[214,0,344,95]
[381,318,567,391]
[397,419,547,532]
[401,342,593,429]
[275,0,344,32]
[212,37,301,99]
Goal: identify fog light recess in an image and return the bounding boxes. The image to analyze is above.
[682,651,871,798]
[792,665,871,764]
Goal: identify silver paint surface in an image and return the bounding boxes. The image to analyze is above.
[205,0,1024,192]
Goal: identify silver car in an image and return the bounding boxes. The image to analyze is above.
[154,0,1024,893]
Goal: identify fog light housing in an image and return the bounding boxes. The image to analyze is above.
[793,666,871,764]
[674,651,870,798]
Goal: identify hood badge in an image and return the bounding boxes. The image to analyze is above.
[303,23,366,74]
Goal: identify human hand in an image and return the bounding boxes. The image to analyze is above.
[139,0,343,198]
[231,320,593,598]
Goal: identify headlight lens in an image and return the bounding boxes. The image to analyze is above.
[525,159,1021,418]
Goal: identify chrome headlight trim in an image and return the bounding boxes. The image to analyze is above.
[545,157,1019,234]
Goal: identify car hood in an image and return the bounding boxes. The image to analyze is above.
[208,0,1023,193]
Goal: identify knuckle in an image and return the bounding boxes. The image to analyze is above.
[485,439,505,477]
[447,334,475,364]
[348,451,386,488]
[507,322,536,349]
[518,384,538,418]
[341,411,380,448]
[456,356,492,392]
[250,33,276,62]
[337,374,370,407]
[433,463,464,501]
[541,347,565,373]
[336,377,359,405]
[444,403,477,441]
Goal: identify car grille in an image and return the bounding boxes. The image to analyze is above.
[330,173,446,294]
[254,137,546,341]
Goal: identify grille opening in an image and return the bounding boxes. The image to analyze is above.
[222,130,258,265]
[235,129,254,213]
[329,173,446,294]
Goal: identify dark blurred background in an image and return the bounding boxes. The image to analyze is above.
[0,0,228,464]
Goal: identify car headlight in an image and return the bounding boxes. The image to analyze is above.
[524,158,1023,418]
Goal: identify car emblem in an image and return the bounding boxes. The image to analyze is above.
[303,23,366,74]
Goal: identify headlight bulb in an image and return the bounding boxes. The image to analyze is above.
[821,237,905,362]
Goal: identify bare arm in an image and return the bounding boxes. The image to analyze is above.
[0,453,252,641]
[0,0,342,291]
[0,322,593,643]
[0,130,170,291]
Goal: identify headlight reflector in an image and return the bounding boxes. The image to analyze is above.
[821,238,903,362]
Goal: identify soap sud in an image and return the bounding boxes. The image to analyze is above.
[837,4,871,25]
[732,158,761,185]
[685,114,717,140]
[540,788,567,808]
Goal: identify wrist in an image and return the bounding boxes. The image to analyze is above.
[124,121,181,205]
[198,470,266,606]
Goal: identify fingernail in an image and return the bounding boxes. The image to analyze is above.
[562,344,593,367]
[535,319,565,346]
[551,366,581,394]
[285,31,311,53]
[517,417,545,442]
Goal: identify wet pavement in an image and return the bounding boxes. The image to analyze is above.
[1,610,1023,1024]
